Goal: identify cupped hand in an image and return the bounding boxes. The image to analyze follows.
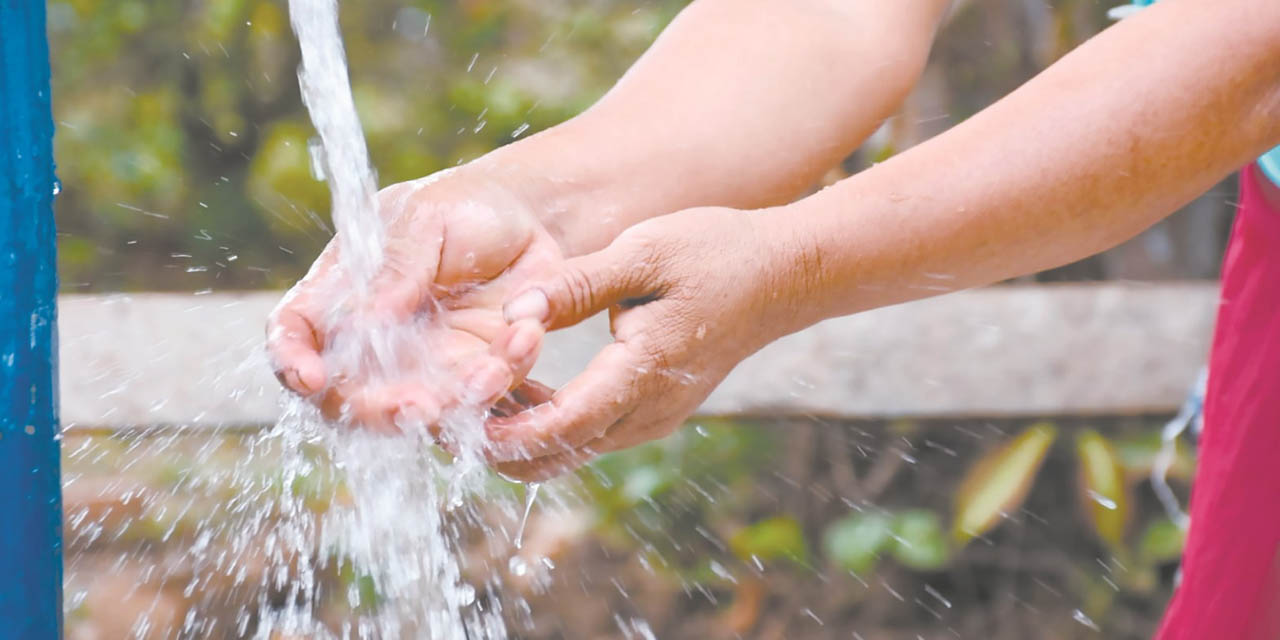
[266,165,566,433]
[483,206,809,481]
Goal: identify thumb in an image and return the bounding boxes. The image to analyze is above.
[503,243,652,330]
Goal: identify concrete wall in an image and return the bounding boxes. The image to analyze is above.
[59,283,1217,429]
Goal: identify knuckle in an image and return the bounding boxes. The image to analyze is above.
[264,311,290,345]
[560,265,598,318]
[619,227,663,262]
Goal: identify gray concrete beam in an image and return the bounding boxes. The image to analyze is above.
[59,283,1216,429]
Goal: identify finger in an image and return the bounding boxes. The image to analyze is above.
[490,380,556,418]
[489,318,544,384]
[493,448,595,484]
[319,380,444,436]
[318,384,397,433]
[266,304,327,396]
[447,356,516,410]
[389,384,443,437]
[432,319,543,413]
[581,419,679,456]
[443,308,509,344]
[484,341,649,461]
[491,414,681,481]
[509,379,555,407]
[502,240,653,331]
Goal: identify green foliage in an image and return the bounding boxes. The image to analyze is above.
[822,512,892,575]
[730,516,808,566]
[49,0,688,291]
[583,418,774,521]
[1113,430,1196,482]
[889,509,949,571]
[1138,518,1187,565]
[822,509,949,574]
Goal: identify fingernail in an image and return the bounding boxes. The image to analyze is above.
[503,289,549,325]
[505,324,540,362]
[283,368,304,393]
[297,365,324,395]
[464,361,511,404]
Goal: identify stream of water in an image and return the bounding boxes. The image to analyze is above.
[246,0,519,636]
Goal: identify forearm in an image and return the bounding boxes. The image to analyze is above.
[770,0,1280,330]
[485,0,948,256]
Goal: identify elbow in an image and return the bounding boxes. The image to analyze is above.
[805,0,942,109]
[876,40,934,112]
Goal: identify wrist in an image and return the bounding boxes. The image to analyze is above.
[751,204,836,338]
[476,120,652,258]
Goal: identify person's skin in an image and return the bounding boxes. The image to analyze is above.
[266,0,949,427]
[489,0,1280,481]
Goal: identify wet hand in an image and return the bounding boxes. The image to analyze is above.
[483,207,807,481]
[266,165,565,431]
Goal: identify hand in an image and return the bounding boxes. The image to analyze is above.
[484,206,807,481]
[266,164,566,432]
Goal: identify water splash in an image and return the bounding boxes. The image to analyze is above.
[242,0,519,636]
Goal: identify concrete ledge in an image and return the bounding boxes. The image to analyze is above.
[59,283,1217,429]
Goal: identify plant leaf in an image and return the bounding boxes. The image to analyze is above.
[822,512,892,575]
[1138,518,1187,564]
[731,516,808,566]
[891,509,950,571]
[1114,431,1196,482]
[1075,429,1130,549]
[952,422,1057,546]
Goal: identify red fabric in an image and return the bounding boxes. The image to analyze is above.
[1156,165,1280,639]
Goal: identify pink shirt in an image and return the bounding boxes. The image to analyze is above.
[1156,164,1280,638]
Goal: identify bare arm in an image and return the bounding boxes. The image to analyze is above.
[488,0,950,256]
[268,0,948,413]
[775,0,1280,328]
[487,0,1280,477]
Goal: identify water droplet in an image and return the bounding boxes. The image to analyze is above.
[508,556,529,577]
[924,584,952,609]
[1087,490,1117,510]
[1072,609,1101,631]
[514,483,539,549]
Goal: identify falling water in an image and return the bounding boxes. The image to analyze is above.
[239,0,518,636]
[290,0,382,287]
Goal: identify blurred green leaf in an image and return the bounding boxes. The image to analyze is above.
[1138,518,1187,565]
[891,510,950,571]
[822,512,891,575]
[1075,429,1130,550]
[731,516,808,566]
[952,422,1057,546]
[620,465,672,505]
[1114,431,1196,482]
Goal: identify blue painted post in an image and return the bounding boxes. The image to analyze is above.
[0,1,63,638]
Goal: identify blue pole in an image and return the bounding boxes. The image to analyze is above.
[0,1,63,638]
